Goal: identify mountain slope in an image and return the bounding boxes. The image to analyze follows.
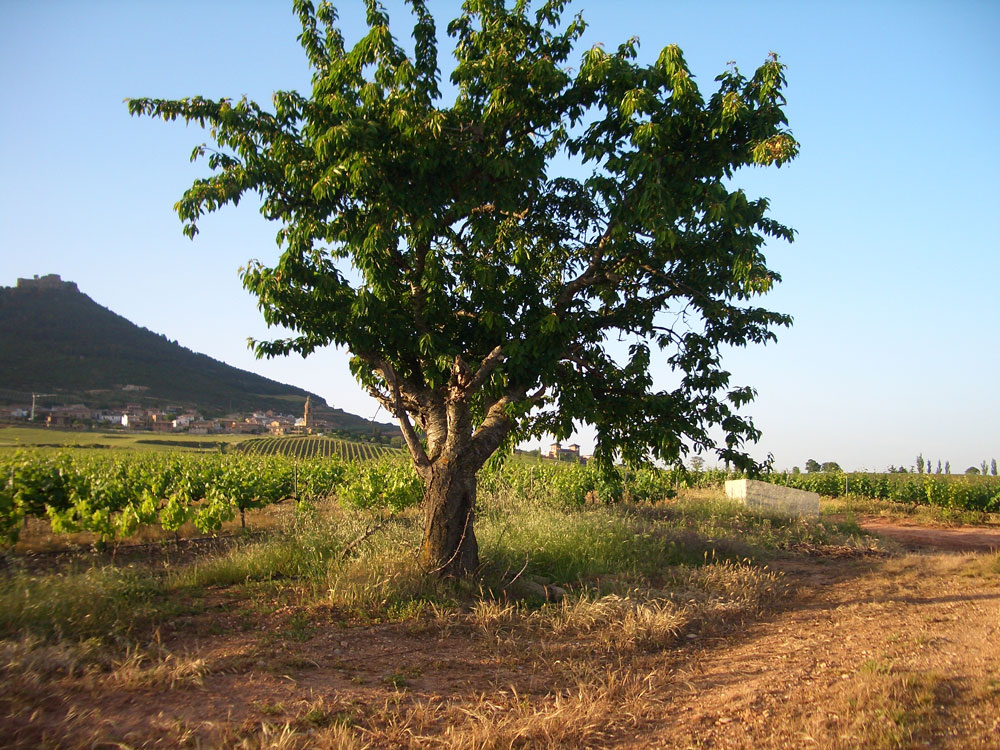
[0,276,395,433]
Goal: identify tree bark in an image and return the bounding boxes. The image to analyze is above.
[419,458,479,576]
[389,358,520,578]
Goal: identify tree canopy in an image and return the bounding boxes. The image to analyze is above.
[129,0,798,574]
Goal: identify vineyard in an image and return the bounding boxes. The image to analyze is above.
[0,451,360,548]
[766,471,1000,512]
[4,446,1000,552]
[235,435,397,461]
[0,451,700,550]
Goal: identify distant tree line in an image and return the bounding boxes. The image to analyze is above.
[911,453,996,476]
[791,456,997,476]
[797,459,841,474]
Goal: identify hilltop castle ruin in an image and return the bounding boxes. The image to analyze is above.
[16,274,78,292]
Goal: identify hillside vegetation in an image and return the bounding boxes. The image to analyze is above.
[0,282,397,437]
[0,283,310,413]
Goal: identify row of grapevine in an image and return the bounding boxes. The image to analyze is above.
[478,460,712,506]
[763,471,1000,511]
[236,436,396,461]
[0,451,358,548]
[7,449,997,552]
[0,450,724,549]
[479,461,1000,512]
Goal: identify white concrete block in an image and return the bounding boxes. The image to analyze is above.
[724,479,820,517]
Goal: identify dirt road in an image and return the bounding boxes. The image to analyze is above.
[630,551,1000,749]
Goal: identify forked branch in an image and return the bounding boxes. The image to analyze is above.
[379,359,431,470]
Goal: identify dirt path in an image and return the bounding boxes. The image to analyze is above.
[858,517,1000,552]
[630,552,1000,749]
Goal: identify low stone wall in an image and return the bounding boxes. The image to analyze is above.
[724,478,820,517]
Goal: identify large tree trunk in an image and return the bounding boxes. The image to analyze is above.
[419,459,479,577]
[376,354,517,578]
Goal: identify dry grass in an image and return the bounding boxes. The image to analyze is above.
[428,665,664,749]
[191,650,949,750]
[472,592,686,655]
[233,665,666,750]
[7,547,998,750]
[108,647,208,689]
[791,668,949,750]
[0,635,207,692]
[472,559,785,654]
[0,635,102,684]
[231,722,303,750]
[880,550,997,582]
[1,488,911,750]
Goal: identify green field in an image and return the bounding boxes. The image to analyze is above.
[0,425,248,452]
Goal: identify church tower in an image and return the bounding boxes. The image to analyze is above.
[303,396,313,432]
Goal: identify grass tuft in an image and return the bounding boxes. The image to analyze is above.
[796,669,950,749]
[0,635,104,683]
[0,565,165,641]
[472,558,784,655]
[109,646,208,689]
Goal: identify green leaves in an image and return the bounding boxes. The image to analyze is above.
[130,0,798,475]
[338,456,421,513]
[751,133,798,167]
[0,450,400,546]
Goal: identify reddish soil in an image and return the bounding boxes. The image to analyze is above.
[2,524,999,748]
[625,553,1000,749]
[859,517,1000,552]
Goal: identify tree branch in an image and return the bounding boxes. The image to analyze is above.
[362,383,396,414]
[408,239,432,339]
[463,345,505,395]
[379,359,431,471]
[554,225,615,308]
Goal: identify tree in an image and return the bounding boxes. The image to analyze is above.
[981,460,989,476]
[805,459,821,474]
[992,458,997,477]
[915,453,924,474]
[966,466,981,476]
[820,461,842,473]
[129,0,797,576]
[945,461,951,474]
[936,459,942,474]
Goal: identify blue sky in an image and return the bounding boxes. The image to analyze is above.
[1,1,997,472]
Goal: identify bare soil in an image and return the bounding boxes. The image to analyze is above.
[858,516,1000,552]
[626,552,1000,749]
[2,529,999,748]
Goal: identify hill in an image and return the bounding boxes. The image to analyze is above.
[0,275,398,435]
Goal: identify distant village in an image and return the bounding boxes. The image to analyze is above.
[3,273,588,461]
[0,396,351,438]
[0,398,590,463]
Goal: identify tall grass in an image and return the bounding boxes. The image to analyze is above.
[0,564,165,641]
[0,480,877,649]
